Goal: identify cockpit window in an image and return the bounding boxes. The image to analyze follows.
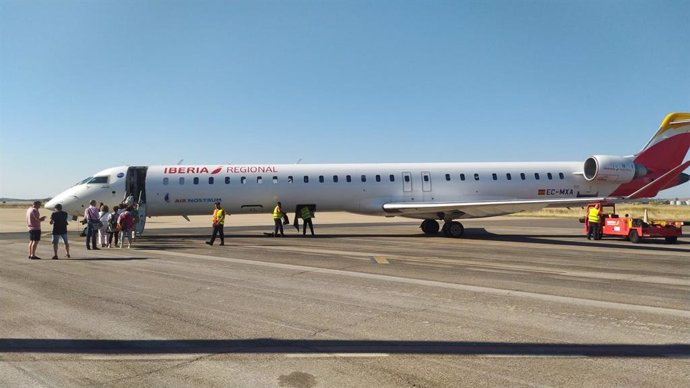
[87,176,109,184]
[75,177,92,185]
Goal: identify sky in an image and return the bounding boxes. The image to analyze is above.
[1,0,689,200]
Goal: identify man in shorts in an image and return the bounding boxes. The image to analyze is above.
[26,200,46,260]
[50,204,71,260]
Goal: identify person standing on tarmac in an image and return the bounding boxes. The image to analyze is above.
[206,202,225,246]
[300,206,315,236]
[50,203,71,259]
[587,204,602,240]
[26,200,46,260]
[273,201,286,237]
[83,200,101,250]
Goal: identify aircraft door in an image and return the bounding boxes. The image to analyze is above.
[125,167,148,236]
[421,171,432,192]
[402,172,412,192]
[125,167,148,204]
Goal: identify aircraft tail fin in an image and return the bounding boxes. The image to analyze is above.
[634,113,690,172]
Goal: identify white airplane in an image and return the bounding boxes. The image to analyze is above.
[46,113,690,237]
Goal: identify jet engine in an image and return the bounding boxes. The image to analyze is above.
[583,155,648,183]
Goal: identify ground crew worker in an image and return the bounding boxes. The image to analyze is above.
[273,201,286,237]
[301,206,314,236]
[587,205,602,240]
[206,202,225,246]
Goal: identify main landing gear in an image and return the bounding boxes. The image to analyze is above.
[420,219,465,238]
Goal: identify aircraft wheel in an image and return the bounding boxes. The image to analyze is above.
[628,230,641,244]
[441,222,450,236]
[420,219,439,235]
[445,221,465,238]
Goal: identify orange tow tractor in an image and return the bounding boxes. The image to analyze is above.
[581,202,684,244]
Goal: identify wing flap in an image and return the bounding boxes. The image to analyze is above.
[382,197,608,218]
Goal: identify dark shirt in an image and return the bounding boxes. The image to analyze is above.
[51,211,69,235]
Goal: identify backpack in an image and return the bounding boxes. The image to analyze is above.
[108,212,118,232]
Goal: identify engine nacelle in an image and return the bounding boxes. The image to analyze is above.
[583,155,647,183]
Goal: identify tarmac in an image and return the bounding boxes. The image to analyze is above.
[1,208,689,387]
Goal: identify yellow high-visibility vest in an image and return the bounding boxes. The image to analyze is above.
[273,206,283,220]
[301,207,311,220]
[213,208,225,225]
[588,207,600,223]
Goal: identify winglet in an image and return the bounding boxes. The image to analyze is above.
[626,161,690,199]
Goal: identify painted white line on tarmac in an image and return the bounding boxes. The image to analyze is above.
[144,250,690,319]
[284,353,389,358]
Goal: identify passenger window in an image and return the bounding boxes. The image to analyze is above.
[375,175,381,182]
[520,173,526,180]
[225,177,230,184]
[506,173,512,180]
[404,175,410,182]
[193,177,199,185]
[445,174,451,181]
[389,174,395,182]
[333,175,339,183]
[361,175,367,182]
[534,173,540,180]
[241,177,247,184]
[423,175,429,182]
[492,173,497,181]
[163,177,169,185]
[346,175,352,182]
[474,173,480,181]
[319,175,325,183]
[304,176,309,183]
[257,176,262,184]
[179,177,185,185]
[559,172,565,180]
[460,173,466,181]
[288,176,293,183]
[273,176,278,184]
[209,177,214,184]
[547,173,553,180]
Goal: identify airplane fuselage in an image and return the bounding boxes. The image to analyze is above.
[49,161,614,219]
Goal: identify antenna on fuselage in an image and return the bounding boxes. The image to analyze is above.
[177,159,184,165]
[296,158,302,164]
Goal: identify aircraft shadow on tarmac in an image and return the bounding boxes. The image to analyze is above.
[0,338,687,358]
[136,226,689,254]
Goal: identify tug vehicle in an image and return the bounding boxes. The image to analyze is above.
[582,203,684,244]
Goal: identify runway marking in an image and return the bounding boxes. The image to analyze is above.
[240,245,690,285]
[243,245,383,258]
[285,353,389,358]
[79,354,205,361]
[147,250,690,318]
[371,256,390,264]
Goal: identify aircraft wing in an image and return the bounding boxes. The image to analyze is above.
[382,197,610,218]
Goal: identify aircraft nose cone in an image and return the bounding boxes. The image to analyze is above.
[44,198,57,210]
